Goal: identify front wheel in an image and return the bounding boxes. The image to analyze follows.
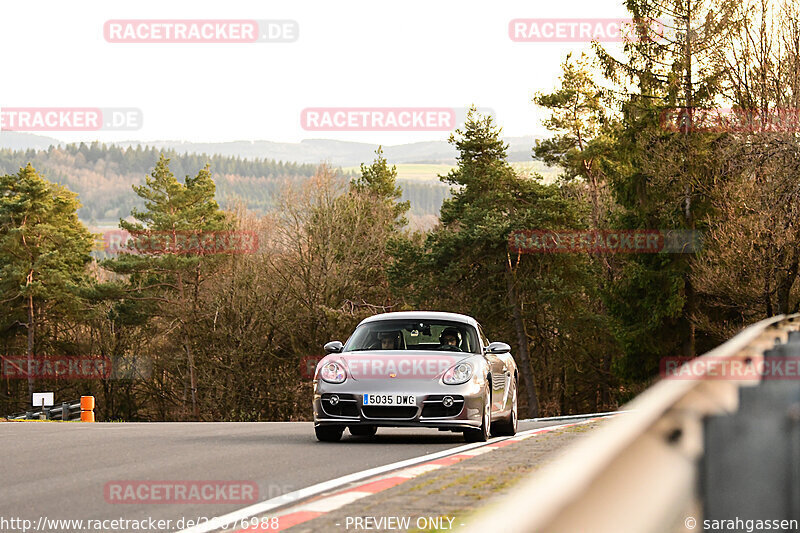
[464,385,491,442]
[315,425,344,442]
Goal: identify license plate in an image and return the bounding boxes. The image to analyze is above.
[363,393,416,407]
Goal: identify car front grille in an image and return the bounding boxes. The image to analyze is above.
[361,406,418,419]
[421,395,465,418]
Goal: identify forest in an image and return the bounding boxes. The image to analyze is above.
[0,143,450,223]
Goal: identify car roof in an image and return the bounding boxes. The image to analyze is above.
[358,311,479,328]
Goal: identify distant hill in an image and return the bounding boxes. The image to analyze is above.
[0,134,554,226]
[0,133,545,166]
[0,142,451,224]
[0,132,64,151]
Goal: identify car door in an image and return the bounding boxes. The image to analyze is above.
[477,324,508,415]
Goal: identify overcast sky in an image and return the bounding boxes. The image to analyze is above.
[1,0,632,145]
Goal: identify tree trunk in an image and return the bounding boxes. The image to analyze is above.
[681,272,696,357]
[26,286,34,402]
[777,256,799,314]
[505,257,539,417]
[680,7,697,359]
[177,271,199,420]
[182,330,199,420]
[764,273,774,317]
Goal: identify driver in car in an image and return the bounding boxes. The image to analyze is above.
[378,330,401,350]
[438,327,462,350]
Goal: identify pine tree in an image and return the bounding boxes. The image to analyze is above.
[592,0,742,367]
[101,154,231,420]
[352,146,410,227]
[534,52,611,228]
[0,164,93,399]
[534,53,622,406]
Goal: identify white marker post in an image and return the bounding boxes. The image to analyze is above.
[32,392,54,420]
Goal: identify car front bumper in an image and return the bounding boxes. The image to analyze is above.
[312,378,485,430]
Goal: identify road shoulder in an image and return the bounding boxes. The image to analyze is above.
[283,418,609,532]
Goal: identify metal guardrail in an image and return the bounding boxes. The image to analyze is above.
[6,399,83,421]
[464,314,800,533]
[522,410,634,423]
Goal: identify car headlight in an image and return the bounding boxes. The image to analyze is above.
[319,361,346,383]
[443,362,473,385]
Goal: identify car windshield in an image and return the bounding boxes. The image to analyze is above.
[343,319,480,354]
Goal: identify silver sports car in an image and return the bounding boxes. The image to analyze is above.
[312,311,518,442]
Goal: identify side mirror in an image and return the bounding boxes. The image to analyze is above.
[485,341,511,354]
[324,341,343,354]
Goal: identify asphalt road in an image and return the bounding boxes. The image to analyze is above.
[0,420,575,532]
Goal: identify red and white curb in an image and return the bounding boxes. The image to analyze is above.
[177,418,606,533]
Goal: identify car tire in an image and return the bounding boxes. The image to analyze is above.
[464,385,491,442]
[349,425,378,437]
[315,425,344,442]
[491,378,518,437]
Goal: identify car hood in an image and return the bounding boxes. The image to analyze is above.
[322,350,479,381]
